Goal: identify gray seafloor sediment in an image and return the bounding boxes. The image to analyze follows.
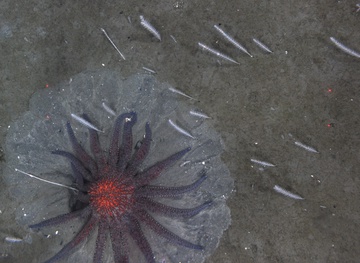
[4,69,234,263]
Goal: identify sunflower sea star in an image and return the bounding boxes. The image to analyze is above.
[4,71,233,263]
[30,111,210,263]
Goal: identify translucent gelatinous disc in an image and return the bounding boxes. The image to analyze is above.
[4,69,233,263]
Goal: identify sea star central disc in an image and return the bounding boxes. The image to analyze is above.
[89,177,135,217]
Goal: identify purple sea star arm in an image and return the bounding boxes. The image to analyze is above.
[93,219,107,262]
[108,112,136,167]
[109,220,130,263]
[134,147,191,187]
[127,214,155,263]
[135,170,207,197]
[82,114,107,171]
[29,206,91,229]
[135,209,203,250]
[66,122,98,175]
[117,112,137,171]
[126,122,152,173]
[42,215,97,263]
[51,150,92,180]
[137,197,212,218]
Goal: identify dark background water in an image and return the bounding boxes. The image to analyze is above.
[0,0,359,262]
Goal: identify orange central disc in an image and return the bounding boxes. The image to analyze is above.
[89,177,135,217]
